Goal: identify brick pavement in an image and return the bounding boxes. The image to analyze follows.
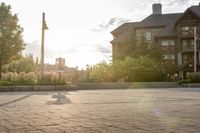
[0,88,200,133]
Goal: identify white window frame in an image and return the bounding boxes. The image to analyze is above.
[145,31,152,41]
[161,40,175,46]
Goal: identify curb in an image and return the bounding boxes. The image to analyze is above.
[0,82,181,92]
[0,85,78,92]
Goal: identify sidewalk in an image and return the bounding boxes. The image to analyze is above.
[0,88,200,132]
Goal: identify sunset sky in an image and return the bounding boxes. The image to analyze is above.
[1,0,199,69]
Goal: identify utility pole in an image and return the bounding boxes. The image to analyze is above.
[41,12,48,79]
[194,27,197,75]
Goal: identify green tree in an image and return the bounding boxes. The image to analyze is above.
[113,56,162,82]
[132,37,162,61]
[71,67,79,83]
[132,37,149,58]
[90,61,113,82]
[161,60,178,80]
[116,40,136,60]
[2,55,38,73]
[148,42,163,61]
[0,2,25,79]
[112,59,127,81]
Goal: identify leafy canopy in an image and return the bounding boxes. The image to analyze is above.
[0,2,25,78]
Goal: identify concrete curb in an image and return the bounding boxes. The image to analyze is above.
[0,82,181,92]
[76,82,180,90]
[0,85,78,92]
[182,83,200,88]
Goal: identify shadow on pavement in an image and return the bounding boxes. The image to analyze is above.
[46,92,72,105]
[0,94,32,107]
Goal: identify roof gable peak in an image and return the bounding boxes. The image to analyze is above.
[175,5,200,25]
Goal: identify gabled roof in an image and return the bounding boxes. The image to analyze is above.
[111,32,130,44]
[156,25,177,38]
[175,5,200,26]
[111,22,139,35]
[135,13,182,28]
[190,5,200,18]
[111,4,200,39]
[111,13,182,35]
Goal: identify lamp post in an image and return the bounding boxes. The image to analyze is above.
[194,27,197,75]
[41,12,48,80]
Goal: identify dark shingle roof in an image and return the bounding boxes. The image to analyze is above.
[111,32,130,44]
[156,25,177,37]
[190,5,200,18]
[111,13,183,36]
[111,22,139,35]
[111,4,200,38]
[135,13,182,28]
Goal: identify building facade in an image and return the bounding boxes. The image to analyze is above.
[111,3,200,80]
[44,58,76,82]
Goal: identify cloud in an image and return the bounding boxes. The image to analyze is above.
[66,47,79,54]
[23,41,58,59]
[65,43,92,54]
[23,41,40,57]
[66,43,111,55]
[165,0,187,6]
[91,17,131,32]
[95,45,111,54]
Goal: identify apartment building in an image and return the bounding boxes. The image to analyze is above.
[111,3,200,79]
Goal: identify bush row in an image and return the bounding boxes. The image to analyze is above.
[0,72,67,86]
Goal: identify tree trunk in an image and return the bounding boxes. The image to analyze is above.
[0,64,2,80]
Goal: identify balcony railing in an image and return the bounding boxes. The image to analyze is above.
[181,47,200,52]
[178,26,200,38]
[179,30,194,37]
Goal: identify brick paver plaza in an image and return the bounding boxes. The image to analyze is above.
[0,88,200,133]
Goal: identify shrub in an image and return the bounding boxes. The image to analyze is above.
[188,75,200,83]
[0,81,12,86]
[38,74,67,85]
[1,72,37,85]
[1,72,67,86]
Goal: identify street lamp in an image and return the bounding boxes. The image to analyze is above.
[40,12,48,80]
[194,27,197,75]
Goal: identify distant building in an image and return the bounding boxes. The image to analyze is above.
[111,3,200,80]
[44,58,76,82]
[55,58,65,67]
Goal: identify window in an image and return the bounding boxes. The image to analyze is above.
[182,40,194,51]
[161,40,175,52]
[164,54,175,60]
[182,54,193,65]
[181,26,197,36]
[161,40,175,46]
[178,53,182,65]
[182,26,189,31]
[144,31,152,41]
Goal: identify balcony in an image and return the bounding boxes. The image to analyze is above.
[179,61,200,72]
[181,46,200,53]
[179,30,194,38]
[181,47,193,52]
[161,46,174,53]
[178,26,200,38]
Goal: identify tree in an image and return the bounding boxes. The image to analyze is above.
[161,60,178,81]
[2,55,38,73]
[148,41,163,61]
[0,2,25,79]
[116,40,136,60]
[131,37,149,58]
[90,61,113,82]
[131,37,162,61]
[71,67,79,83]
[113,56,162,82]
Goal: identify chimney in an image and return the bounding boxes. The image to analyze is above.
[152,3,162,14]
